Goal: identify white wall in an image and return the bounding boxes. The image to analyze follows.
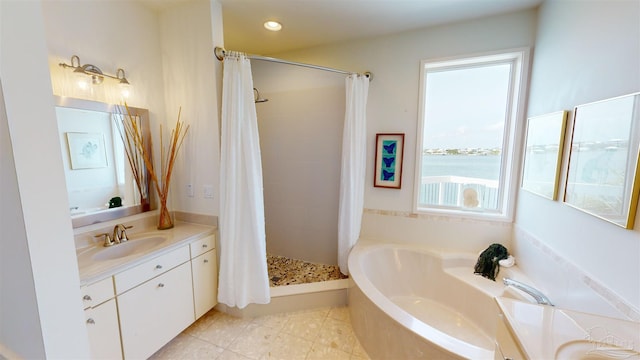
[275,1,639,318]
[0,81,46,359]
[1,0,224,357]
[0,1,89,357]
[277,9,538,251]
[44,1,166,113]
[45,0,223,219]
[252,61,345,265]
[514,0,640,318]
[159,0,223,218]
[43,1,168,220]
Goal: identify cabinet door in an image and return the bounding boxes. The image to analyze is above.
[192,250,218,319]
[85,299,122,360]
[118,262,194,360]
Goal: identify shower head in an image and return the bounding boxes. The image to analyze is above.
[253,88,269,103]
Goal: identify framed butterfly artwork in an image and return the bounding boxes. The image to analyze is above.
[374,133,405,189]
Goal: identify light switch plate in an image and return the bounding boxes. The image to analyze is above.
[204,185,214,199]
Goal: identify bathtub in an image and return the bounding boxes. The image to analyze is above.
[348,242,527,359]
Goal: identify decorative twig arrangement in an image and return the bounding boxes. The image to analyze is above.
[117,104,189,229]
[115,109,148,206]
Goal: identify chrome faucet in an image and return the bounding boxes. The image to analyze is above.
[503,278,554,306]
[113,224,133,244]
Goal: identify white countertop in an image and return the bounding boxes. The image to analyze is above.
[76,221,215,286]
[495,296,640,359]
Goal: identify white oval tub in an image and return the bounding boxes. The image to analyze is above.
[348,242,525,359]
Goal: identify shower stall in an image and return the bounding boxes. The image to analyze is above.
[251,60,346,285]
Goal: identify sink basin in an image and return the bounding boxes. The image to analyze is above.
[92,236,167,261]
[556,340,640,360]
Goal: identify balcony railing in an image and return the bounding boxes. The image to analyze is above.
[418,175,499,209]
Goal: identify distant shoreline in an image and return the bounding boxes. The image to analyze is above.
[423,149,501,156]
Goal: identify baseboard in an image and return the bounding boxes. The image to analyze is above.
[215,279,349,318]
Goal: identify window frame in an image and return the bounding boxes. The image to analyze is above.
[413,48,530,221]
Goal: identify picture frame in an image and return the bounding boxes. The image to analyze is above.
[66,132,108,169]
[563,92,640,229]
[374,133,404,189]
[521,111,568,200]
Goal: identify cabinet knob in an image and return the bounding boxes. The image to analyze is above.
[158,283,165,288]
[155,264,163,270]
[202,244,208,248]
[204,259,209,263]
[83,295,92,301]
[86,318,95,325]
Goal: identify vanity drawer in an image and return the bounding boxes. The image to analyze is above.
[190,234,215,258]
[81,276,114,309]
[114,246,190,294]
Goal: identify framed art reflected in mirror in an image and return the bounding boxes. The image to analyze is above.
[521,111,567,200]
[564,92,640,229]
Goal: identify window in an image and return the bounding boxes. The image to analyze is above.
[414,50,528,219]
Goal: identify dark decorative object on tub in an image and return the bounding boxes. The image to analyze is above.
[474,243,509,281]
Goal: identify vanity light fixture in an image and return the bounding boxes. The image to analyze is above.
[59,55,132,97]
[263,20,282,31]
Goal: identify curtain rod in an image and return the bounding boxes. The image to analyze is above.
[214,47,373,81]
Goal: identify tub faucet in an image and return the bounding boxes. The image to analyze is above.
[503,278,554,306]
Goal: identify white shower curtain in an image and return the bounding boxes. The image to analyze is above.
[338,74,369,275]
[218,51,270,309]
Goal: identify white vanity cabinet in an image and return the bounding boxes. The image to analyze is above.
[85,299,122,359]
[116,246,194,360]
[190,235,218,319]
[81,277,122,360]
[79,232,218,359]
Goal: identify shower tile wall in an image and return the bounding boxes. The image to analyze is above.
[253,61,346,266]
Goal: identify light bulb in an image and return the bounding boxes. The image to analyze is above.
[76,76,89,90]
[264,21,282,31]
[120,82,132,99]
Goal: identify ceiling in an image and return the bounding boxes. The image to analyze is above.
[218,0,544,55]
[140,0,544,55]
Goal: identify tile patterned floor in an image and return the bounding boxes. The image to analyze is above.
[150,306,370,360]
[267,255,348,287]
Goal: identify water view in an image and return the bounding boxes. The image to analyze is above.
[422,154,501,180]
[418,154,502,210]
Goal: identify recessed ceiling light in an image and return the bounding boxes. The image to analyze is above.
[264,20,282,31]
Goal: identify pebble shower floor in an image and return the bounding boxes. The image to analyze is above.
[267,254,348,287]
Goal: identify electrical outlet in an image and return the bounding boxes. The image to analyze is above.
[204,185,214,199]
[186,184,194,197]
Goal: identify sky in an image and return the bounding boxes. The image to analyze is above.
[422,63,511,149]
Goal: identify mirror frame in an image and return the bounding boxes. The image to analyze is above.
[54,96,153,228]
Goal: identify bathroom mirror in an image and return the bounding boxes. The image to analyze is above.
[54,96,154,228]
[521,111,567,200]
[564,92,640,229]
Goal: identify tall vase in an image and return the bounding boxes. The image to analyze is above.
[157,197,174,230]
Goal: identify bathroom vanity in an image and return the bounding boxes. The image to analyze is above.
[76,219,217,359]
